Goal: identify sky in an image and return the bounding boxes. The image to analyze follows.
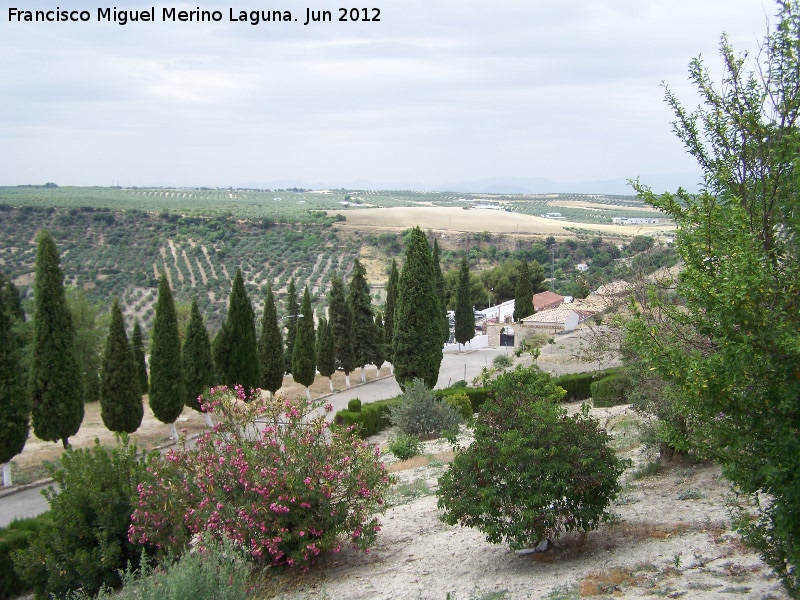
[0,1,778,193]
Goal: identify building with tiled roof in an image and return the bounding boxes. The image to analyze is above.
[532,291,564,312]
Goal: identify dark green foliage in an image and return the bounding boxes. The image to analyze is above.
[283,279,300,375]
[372,311,387,372]
[443,392,473,422]
[130,320,148,396]
[30,230,84,449]
[212,322,232,385]
[454,256,474,346]
[291,288,316,390]
[220,269,259,391]
[388,434,423,461]
[383,259,399,361]
[432,239,449,345]
[0,278,25,323]
[181,298,214,411]
[435,387,488,413]
[389,379,462,439]
[347,260,376,373]
[333,397,398,437]
[551,369,622,402]
[100,299,143,433]
[438,384,628,550]
[67,289,104,405]
[0,515,51,600]
[315,316,335,383]
[258,286,284,394]
[514,259,535,321]
[348,398,362,412]
[148,272,184,427]
[13,437,150,599]
[0,291,29,466]
[328,274,356,379]
[393,227,443,390]
[590,375,628,407]
[485,364,566,404]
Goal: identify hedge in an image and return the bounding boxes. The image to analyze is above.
[553,368,622,402]
[334,397,399,437]
[435,388,488,413]
[0,514,52,600]
[590,374,628,407]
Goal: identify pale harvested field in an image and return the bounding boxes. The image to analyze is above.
[547,200,663,213]
[332,207,674,236]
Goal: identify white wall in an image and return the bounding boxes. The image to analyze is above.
[443,333,489,353]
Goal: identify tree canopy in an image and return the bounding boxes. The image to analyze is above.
[100,298,143,433]
[454,256,475,346]
[182,297,214,411]
[258,286,284,395]
[291,287,316,395]
[149,272,184,436]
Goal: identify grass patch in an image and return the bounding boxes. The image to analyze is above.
[387,478,432,505]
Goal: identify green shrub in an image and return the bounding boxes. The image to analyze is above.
[389,379,462,440]
[334,397,398,437]
[449,380,468,389]
[444,392,473,422]
[435,387,488,413]
[438,393,629,550]
[492,355,513,369]
[591,375,628,407]
[0,515,52,600]
[348,398,362,412]
[552,368,623,402]
[388,434,424,460]
[13,436,151,599]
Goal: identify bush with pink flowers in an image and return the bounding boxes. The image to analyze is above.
[129,386,391,568]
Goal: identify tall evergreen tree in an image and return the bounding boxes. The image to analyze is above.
[258,286,284,396]
[100,298,143,434]
[0,291,29,486]
[383,259,399,369]
[454,256,475,347]
[328,273,357,387]
[182,297,214,425]
[219,269,259,391]
[373,311,387,378]
[316,316,336,392]
[30,230,84,449]
[284,279,300,375]
[1,277,25,323]
[131,319,148,396]
[291,287,316,400]
[432,239,450,345]
[348,259,376,384]
[393,226,443,390]
[68,289,104,404]
[212,323,232,384]
[514,259,535,321]
[149,271,184,440]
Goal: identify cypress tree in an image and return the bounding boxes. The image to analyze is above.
[328,273,357,387]
[284,279,300,375]
[149,271,184,440]
[258,286,284,396]
[373,311,387,378]
[30,230,84,449]
[454,256,475,346]
[393,226,443,390]
[347,259,376,384]
[100,298,143,434]
[514,259,535,321]
[131,319,148,396]
[1,277,25,323]
[384,259,399,367]
[291,287,316,399]
[182,298,214,421]
[316,316,336,392]
[432,239,450,345]
[212,323,232,384]
[0,291,29,486]
[219,269,259,391]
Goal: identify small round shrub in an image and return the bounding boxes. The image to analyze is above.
[388,434,423,461]
[444,393,473,422]
[388,379,462,440]
[492,354,513,369]
[348,398,362,413]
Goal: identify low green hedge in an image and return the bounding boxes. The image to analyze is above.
[435,387,488,413]
[334,397,399,437]
[590,374,628,407]
[0,513,52,600]
[553,368,622,402]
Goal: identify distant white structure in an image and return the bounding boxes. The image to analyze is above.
[576,263,589,272]
[543,212,566,220]
[481,299,516,323]
[612,217,660,225]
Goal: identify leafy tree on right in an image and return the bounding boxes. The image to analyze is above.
[625,3,800,594]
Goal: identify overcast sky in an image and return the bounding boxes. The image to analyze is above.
[0,1,777,193]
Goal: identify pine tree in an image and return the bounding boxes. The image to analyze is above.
[30,230,84,449]
[393,226,443,390]
[514,259,535,321]
[291,287,316,399]
[182,298,214,423]
[383,259,399,368]
[284,279,300,375]
[348,259,376,384]
[219,269,259,391]
[100,298,143,434]
[328,273,357,387]
[454,256,475,347]
[258,286,284,396]
[149,271,184,440]
[316,316,336,392]
[432,239,450,345]
[131,319,148,396]
[0,291,29,486]
[373,311,387,378]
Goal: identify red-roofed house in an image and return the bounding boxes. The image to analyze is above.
[532,291,564,313]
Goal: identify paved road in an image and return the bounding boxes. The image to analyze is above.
[0,347,506,527]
